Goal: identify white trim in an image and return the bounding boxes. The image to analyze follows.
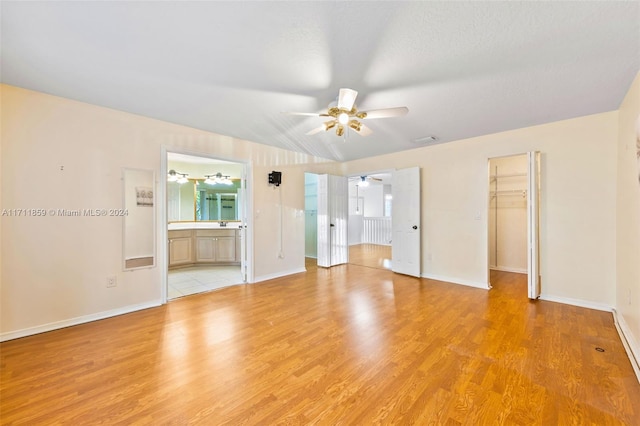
[490,266,527,274]
[0,301,162,342]
[612,308,640,383]
[160,146,169,304]
[538,294,612,312]
[421,273,491,290]
[253,268,307,284]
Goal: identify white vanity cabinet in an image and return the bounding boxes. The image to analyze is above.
[195,229,236,263]
[168,230,194,267]
[169,228,240,269]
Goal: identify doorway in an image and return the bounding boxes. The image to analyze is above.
[488,152,540,298]
[166,152,249,300]
[304,168,421,276]
[347,173,393,271]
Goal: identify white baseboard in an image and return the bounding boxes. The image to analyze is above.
[421,273,490,290]
[490,266,527,274]
[0,300,162,342]
[538,294,612,312]
[612,308,640,383]
[253,267,307,284]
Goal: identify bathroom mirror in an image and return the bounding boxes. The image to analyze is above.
[167,181,196,221]
[168,179,242,222]
[123,168,156,270]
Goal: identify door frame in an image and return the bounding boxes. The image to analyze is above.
[346,169,394,253]
[486,151,541,298]
[160,147,253,303]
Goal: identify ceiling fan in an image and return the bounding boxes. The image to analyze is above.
[348,175,383,186]
[284,88,408,137]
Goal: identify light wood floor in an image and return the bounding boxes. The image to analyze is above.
[349,243,392,270]
[2,265,639,424]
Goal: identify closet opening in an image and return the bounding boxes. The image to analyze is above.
[488,154,530,296]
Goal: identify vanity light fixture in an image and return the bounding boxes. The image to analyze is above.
[204,172,233,186]
[168,169,189,184]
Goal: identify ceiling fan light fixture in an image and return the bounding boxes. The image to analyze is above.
[359,176,369,187]
[286,87,408,139]
[338,88,358,111]
[324,120,336,131]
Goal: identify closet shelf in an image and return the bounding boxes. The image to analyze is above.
[490,173,527,181]
[490,189,527,198]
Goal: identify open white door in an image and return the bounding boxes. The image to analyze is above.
[527,152,541,299]
[392,167,421,277]
[317,174,348,267]
[239,166,248,282]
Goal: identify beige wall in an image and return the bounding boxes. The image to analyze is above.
[0,85,338,339]
[616,72,640,365]
[0,80,632,345]
[342,111,618,306]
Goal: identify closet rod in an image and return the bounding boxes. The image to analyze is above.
[490,172,527,180]
[491,189,527,197]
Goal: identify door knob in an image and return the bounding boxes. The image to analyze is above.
[412,225,418,230]
[330,224,335,227]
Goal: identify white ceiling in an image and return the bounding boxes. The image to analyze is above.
[2,2,639,161]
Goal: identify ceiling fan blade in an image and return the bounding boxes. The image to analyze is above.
[282,112,330,117]
[360,106,408,119]
[353,123,373,136]
[306,125,326,136]
[338,88,358,111]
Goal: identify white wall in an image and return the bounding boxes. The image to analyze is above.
[342,111,618,307]
[362,184,384,217]
[347,180,363,245]
[0,85,338,339]
[488,155,528,273]
[616,71,640,370]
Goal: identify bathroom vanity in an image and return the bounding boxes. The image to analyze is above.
[168,224,241,268]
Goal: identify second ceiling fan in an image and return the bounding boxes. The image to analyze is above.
[286,88,408,137]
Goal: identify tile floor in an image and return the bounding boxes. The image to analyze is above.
[168,265,244,300]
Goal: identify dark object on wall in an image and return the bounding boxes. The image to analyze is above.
[269,171,282,187]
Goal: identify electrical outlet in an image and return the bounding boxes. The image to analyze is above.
[107,275,117,288]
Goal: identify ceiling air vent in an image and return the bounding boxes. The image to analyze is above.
[412,135,438,144]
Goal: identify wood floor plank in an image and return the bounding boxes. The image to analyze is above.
[1,265,639,425]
